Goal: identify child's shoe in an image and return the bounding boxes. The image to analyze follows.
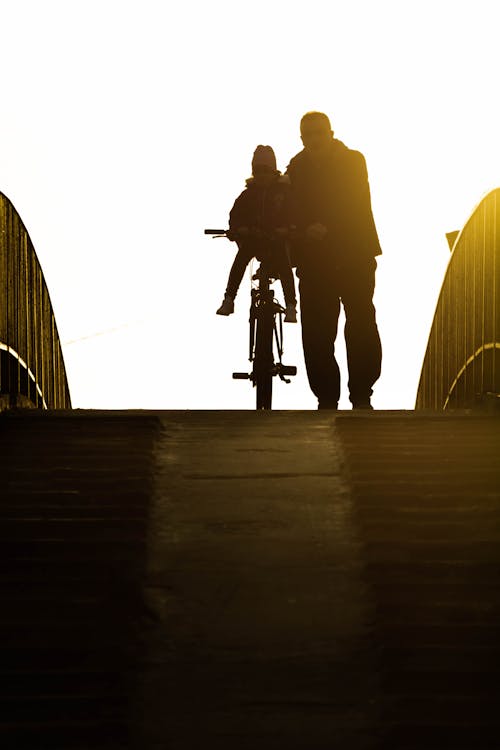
[216,295,234,316]
[284,303,297,323]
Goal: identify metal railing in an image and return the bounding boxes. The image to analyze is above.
[416,188,500,409]
[0,191,71,409]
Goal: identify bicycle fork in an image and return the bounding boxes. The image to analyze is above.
[233,288,297,408]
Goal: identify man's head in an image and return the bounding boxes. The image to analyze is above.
[300,112,334,155]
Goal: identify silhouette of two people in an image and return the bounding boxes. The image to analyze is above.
[218,111,382,409]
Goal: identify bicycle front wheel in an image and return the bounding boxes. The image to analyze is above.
[254,302,274,409]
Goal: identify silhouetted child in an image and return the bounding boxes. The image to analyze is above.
[216,145,297,322]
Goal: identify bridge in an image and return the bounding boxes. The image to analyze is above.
[1,192,499,749]
[416,187,500,409]
[0,192,71,410]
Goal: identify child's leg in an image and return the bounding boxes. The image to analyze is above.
[225,245,255,299]
[274,245,297,306]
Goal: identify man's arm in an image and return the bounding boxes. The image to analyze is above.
[286,158,326,239]
[349,151,383,256]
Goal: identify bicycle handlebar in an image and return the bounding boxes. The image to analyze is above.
[204,227,295,240]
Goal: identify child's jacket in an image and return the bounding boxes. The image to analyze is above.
[229,174,295,234]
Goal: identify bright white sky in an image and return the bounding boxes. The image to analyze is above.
[1,0,499,410]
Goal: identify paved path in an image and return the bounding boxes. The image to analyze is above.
[0,411,159,750]
[1,409,499,749]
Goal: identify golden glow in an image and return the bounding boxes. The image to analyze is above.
[1,1,499,408]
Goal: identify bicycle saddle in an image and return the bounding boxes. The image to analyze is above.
[253,264,280,282]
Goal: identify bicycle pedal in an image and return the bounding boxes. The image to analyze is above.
[232,372,251,380]
[279,365,297,376]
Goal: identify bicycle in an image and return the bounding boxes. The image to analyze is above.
[205,228,297,409]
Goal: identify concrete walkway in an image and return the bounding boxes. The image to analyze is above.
[1,409,500,749]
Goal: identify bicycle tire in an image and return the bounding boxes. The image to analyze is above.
[254,298,274,409]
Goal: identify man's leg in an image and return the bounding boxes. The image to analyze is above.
[299,277,341,406]
[341,259,382,407]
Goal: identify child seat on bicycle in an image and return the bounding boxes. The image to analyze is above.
[216,145,297,322]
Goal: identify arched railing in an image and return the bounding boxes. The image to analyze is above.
[416,188,500,409]
[0,191,71,409]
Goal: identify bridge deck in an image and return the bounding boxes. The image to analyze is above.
[1,409,499,749]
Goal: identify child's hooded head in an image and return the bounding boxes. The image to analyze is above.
[251,145,279,183]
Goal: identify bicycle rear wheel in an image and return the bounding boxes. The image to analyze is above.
[254,300,274,409]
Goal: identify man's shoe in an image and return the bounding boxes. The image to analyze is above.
[318,400,338,410]
[216,295,234,316]
[284,303,297,323]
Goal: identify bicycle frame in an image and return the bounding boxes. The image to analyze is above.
[248,267,291,372]
[205,228,297,409]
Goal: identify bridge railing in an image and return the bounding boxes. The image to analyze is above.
[416,188,500,409]
[0,191,71,409]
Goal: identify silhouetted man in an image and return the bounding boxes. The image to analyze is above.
[286,111,382,409]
